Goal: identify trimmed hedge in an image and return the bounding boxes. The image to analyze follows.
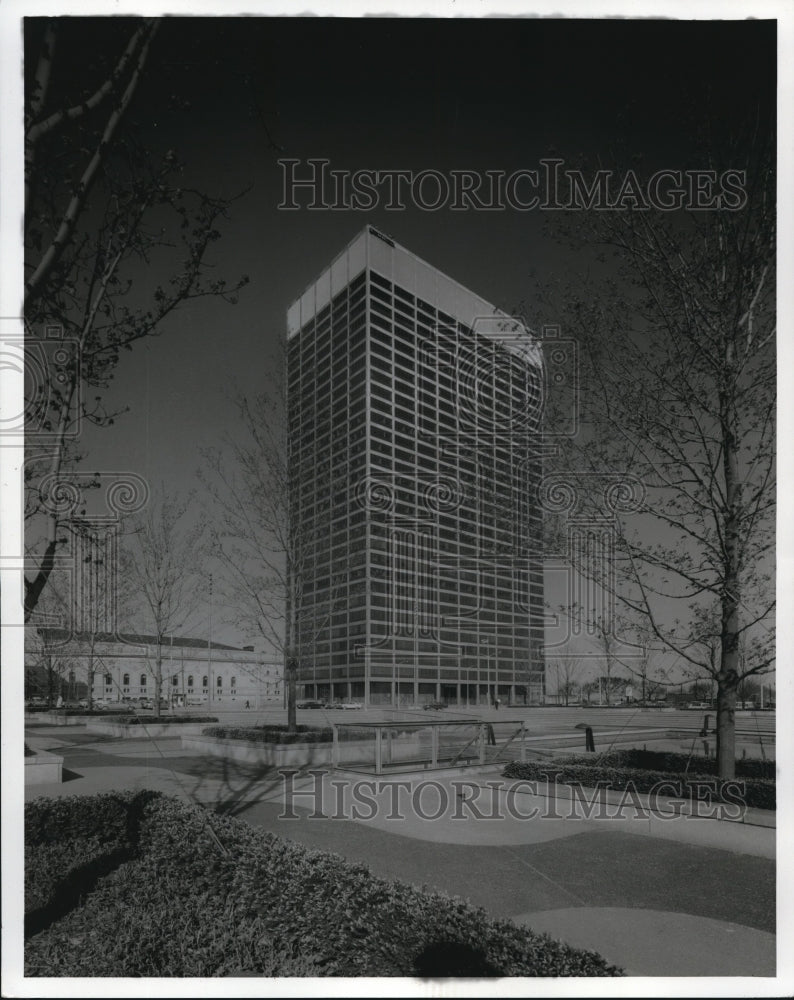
[502,760,775,811]
[25,792,620,977]
[27,707,128,717]
[26,792,136,847]
[113,714,219,726]
[201,723,371,744]
[25,792,159,936]
[66,708,129,716]
[557,748,775,781]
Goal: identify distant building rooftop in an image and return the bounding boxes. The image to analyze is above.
[34,628,250,653]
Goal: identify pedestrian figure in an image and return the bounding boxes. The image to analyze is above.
[487,723,496,746]
[245,700,250,709]
[495,697,500,710]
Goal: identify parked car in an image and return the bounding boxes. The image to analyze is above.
[339,701,363,710]
[296,699,324,709]
[686,702,710,710]
[423,701,448,711]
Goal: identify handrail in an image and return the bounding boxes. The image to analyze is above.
[492,722,525,762]
[451,726,483,766]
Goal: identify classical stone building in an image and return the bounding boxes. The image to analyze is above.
[26,629,282,707]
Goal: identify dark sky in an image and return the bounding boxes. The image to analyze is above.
[20,14,778,649]
[25,14,774,491]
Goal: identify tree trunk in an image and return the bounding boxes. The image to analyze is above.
[154,641,162,720]
[286,657,297,732]
[87,650,94,710]
[716,680,738,779]
[47,653,55,709]
[718,357,741,779]
[24,374,79,623]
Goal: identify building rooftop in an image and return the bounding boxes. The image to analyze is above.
[33,628,251,653]
[287,226,542,367]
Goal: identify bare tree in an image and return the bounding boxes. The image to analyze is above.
[23,17,249,622]
[123,491,204,719]
[625,647,659,705]
[547,649,584,706]
[200,373,342,730]
[70,527,138,707]
[602,619,666,705]
[25,602,71,709]
[590,616,626,706]
[543,134,775,777]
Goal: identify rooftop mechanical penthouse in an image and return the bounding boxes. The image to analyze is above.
[287,227,545,708]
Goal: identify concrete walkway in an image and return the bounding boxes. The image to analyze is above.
[512,908,776,978]
[23,728,777,977]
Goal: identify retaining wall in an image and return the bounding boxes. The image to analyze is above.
[25,748,64,785]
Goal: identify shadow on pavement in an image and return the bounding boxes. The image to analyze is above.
[159,753,290,819]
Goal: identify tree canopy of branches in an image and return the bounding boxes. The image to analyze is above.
[23,17,248,624]
[546,649,585,706]
[122,490,204,719]
[201,372,343,730]
[201,388,290,653]
[544,134,775,777]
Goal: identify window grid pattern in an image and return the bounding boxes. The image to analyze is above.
[288,266,544,703]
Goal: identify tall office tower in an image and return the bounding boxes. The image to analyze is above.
[287,227,545,708]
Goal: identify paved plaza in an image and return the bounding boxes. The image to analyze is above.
[23,707,777,978]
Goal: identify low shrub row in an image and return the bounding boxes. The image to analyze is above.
[502,760,775,811]
[26,836,120,917]
[65,709,128,717]
[201,723,371,744]
[557,748,775,781]
[26,792,136,846]
[25,792,620,977]
[26,707,127,716]
[113,714,219,726]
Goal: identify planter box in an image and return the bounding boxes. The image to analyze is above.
[25,748,63,785]
[87,720,212,739]
[181,731,422,767]
[25,712,88,726]
[180,733,378,766]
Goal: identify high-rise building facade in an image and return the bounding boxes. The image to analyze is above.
[287,227,545,707]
